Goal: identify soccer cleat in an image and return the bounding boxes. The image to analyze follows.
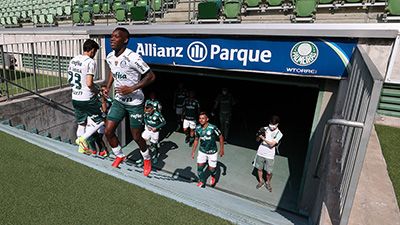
[266,182,272,192]
[136,159,144,167]
[89,149,97,156]
[99,150,108,158]
[196,181,205,188]
[256,182,265,189]
[111,156,125,168]
[76,136,89,154]
[210,176,216,187]
[143,159,152,176]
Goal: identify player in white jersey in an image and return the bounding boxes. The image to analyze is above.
[103,27,156,177]
[68,39,105,155]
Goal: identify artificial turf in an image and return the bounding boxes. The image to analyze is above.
[0,131,231,225]
[375,124,400,208]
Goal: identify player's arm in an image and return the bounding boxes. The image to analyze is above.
[191,137,199,159]
[86,75,99,94]
[219,134,224,157]
[104,71,114,97]
[154,114,166,130]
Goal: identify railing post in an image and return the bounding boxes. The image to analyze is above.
[56,41,62,88]
[31,42,38,92]
[0,45,10,99]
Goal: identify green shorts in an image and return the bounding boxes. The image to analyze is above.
[254,154,274,173]
[72,98,103,125]
[107,100,144,128]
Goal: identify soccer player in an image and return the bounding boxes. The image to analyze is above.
[68,39,105,156]
[191,112,225,188]
[142,101,166,164]
[254,115,283,192]
[173,82,187,131]
[144,91,162,112]
[103,27,156,177]
[212,87,235,144]
[182,90,200,147]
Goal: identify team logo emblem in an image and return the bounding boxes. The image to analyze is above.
[152,116,157,120]
[120,60,128,68]
[187,41,208,63]
[206,131,212,136]
[290,41,319,66]
[115,61,118,66]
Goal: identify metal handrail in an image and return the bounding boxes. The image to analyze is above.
[313,118,364,178]
[0,76,74,114]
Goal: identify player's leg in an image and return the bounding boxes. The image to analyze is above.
[196,152,208,188]
[254,155,266,189]
[128,104,152,176]
[96,124,108,158]
[207,152,218,187]
[105,101,126,167]
[265,159,274,192]
[175,107,182,131]
[183,119,190,143]
[149,131,160,164]
[188,120,196,147]
[72,100,90,154]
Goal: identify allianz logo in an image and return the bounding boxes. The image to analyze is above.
[136,41,272,66]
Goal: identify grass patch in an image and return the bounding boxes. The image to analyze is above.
[0,131,231,225]
[1,70,67,96]
[375,124,400,208]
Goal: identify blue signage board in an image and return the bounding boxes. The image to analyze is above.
[104,36,357,78]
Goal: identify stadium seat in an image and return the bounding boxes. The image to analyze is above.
[383,0,400,21]
[291,0,317,22]
[125,0,135,12]
[101,2,111,14]
[82,10,93,24]
[72,11,81,24]
[112,0,123,11]
[130,5,148,22]
[151,0,163,15]
[92,3,101,14]
[223,0,241,22]
[197,1,220,21]
[242,0,263,13]
[115,7,128,23]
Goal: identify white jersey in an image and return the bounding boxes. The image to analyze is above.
[106,48,150,106]
[68,55,96,101]
[257,127,283,159]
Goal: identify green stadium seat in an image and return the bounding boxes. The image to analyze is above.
[92,3,101,14]
[82,11,92,24]
[46,14,56,24]
[223,0,241,21]
[291,0,317,22]
[244,0,262,8]
[101,2,111,14]
[267,0,284,6]
[39,14,46,24]
[65,5,72,15]
[151,0,163,13]
[197,1,220,20]
[126,0,134,12]
[130,5,148,22]
[72,11,81,23]
[0,17,6,26]
[112,0,123,11]
[116,7,128,23]
[383,0,400,21]
[56,6,64,16]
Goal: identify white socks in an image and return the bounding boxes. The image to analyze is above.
[140,149,151,160]
[82,121,105,139]
[111,146,125,158]
[76,125,85,137]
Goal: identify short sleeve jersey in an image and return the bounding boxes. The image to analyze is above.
[106,48,150,106]
[257,127,283,159]
[68,55,96,101]
[145,99,162,112]
[174,88,187,108]
[183,98,200,120]
[144,111,166,129]
[195,123,221,154]
[215,93,234,113]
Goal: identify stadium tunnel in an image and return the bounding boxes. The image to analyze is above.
[88,25,388,221]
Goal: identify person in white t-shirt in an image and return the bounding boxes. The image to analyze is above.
[254,115,283,192]
[103,27,156,177]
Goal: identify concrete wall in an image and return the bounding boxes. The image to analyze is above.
[359,38,394,80]
[0,87,77,142]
